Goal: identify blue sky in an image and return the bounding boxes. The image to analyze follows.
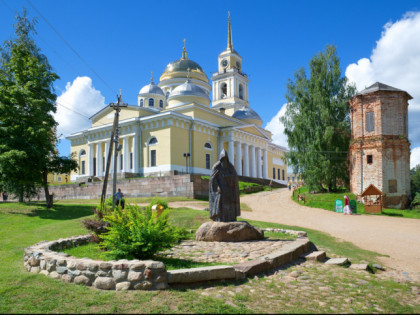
[1,0,420,167]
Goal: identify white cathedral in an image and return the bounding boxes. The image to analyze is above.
[67,16,288,183]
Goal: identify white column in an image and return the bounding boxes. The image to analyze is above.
[256,147,262,178]
[263,148,268,179]
[96,142,102,177]
[250,145,256,178]
[228,138,234,163]
[104,141,109,176]
[123,137,129,173]
[235,141,242,175]
[133,133,139,174]
[88,143,94,176]
[243,143,249,177]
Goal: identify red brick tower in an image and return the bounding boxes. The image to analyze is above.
[349,82,412,209]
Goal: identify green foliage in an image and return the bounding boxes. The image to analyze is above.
[411,192,420,209]
[411,164,420,198]
[281,45,356,192]
[0,10,77,204]
[100,203,188,259]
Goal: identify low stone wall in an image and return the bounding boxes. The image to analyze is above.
[34,174,286,202]
[24,231,310,290]
[24,235,168,291]
[39,174,199,201]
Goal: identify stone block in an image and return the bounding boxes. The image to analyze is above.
[233,259,271,276]
[48,271,60,279]
[116,282,131,291]
[74,275,91,286]
[350,264,369,271]
[195,221,264,242]
[93,277,115,290]
[128,271,143,282]
[112,269,128,282]
[261,250,292,268]
[133,280,153,290]
[325,258,349,266]
[167,266,236,284]
[303,251,326,262]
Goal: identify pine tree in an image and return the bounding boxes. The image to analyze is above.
[0,9,77,206]
[281,45,356,192]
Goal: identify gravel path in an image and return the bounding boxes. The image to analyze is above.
[240,188,420,273]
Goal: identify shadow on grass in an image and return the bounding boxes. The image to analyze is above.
[10,203,95,220]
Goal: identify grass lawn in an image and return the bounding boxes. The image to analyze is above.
[0,200,419,313]
[293,186,420,219]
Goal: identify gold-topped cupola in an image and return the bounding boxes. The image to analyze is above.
[212,12,250,116]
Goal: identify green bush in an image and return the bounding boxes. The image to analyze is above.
[412,192,420,209]
[100,203,187,259]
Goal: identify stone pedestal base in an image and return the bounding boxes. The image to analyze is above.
[195,221,264,242]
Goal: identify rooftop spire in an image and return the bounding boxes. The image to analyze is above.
[182,38,188,59]
[150,71,154,83]
[227,11,233,51]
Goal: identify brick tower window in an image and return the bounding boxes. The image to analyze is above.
[367,155,373,164]
[366,111,375,132]
[389,180,397,193]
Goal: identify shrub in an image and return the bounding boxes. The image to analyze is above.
[412,192,420,209]
[148,196,168,210]
[82,203,112,242]
[100,203,188,259]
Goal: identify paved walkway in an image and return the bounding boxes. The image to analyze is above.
[239,188,420,274]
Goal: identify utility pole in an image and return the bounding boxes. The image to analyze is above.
[100,92,127,209]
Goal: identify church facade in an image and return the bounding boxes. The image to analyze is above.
[66,17,288,183]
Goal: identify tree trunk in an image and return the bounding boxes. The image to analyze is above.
[18,186,23,203]
[42,170,53,208]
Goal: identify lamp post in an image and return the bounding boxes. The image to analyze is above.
[183,153,190,174]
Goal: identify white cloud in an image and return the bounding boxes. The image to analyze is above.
[411,147,420,169]
[54,76,106,138]
[264,104,288,149]
[345,11,420,154]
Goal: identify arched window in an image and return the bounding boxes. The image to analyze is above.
[80,149,86,156]
[148,98,154,107]
[159,99,164,108]
[239,84,244,100]
[204,143,212,149]
[149,137,158,145]
[221,83,227,99]
[140,99,144,107]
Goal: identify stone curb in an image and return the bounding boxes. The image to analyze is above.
[25,235,311,289]
[261,228,307,238]
[168,238,311,284]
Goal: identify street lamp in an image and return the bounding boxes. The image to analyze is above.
[183,153,190,174]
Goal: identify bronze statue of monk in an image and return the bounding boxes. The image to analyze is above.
[209,149,240,222]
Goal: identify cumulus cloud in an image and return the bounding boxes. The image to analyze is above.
[54,76,106,138]
[264,104,288,149]
[411,147,420,169]
[345,11,420,152]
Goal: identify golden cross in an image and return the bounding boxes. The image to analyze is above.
[119,88,122,96]
[183,38,186,49]
[151,71,154,82]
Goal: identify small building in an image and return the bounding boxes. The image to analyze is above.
[349,82,412,209]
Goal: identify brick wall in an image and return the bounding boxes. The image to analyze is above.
[349,90,411,209]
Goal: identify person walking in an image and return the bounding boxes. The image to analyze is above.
[2,192,8,202]
[343,195,352,215]
[114,188,125,209]
[269,180,273,192]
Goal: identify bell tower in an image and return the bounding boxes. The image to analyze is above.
[211,13,250,116]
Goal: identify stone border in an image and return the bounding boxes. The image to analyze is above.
[24,232,310,289]
[24,235,168,291]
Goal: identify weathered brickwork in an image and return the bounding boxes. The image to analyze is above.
[349,84,411,209]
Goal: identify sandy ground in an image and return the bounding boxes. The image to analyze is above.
[159,190,420,273]
[239,188,420,273]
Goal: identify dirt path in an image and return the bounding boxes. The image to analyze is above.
[240,188,420,273]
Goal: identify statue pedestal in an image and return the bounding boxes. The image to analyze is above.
[195,221,264,242]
